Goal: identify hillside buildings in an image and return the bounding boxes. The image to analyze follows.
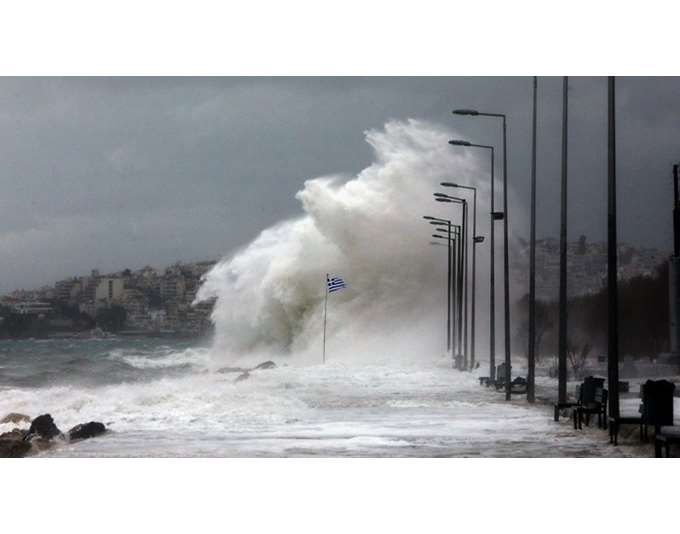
[0,260,218,337]
[512,236,667,301]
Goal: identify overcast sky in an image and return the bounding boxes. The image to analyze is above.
[1,77,679,293]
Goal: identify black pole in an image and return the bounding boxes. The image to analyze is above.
[674,164,680,257]
[452,231,458,364]
[490,148,496,381]
[607,76,620,420]
[457,225,464,361]
[558,76,568,404]
[527,76,537,403]
[463,200,469,370]
[471,188,477,369]
[446,220,452,353]
[670,164,680,355]
[502,115,511,401]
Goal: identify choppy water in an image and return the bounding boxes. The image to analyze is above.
[0,338,647,457]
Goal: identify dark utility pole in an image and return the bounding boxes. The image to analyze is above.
[558,76,568,405]
[501,116,511,401]
[607,76,620,420]
[446,220,452,353]
[462,200,469,369]
[674,164,680,257]
[674,164,680,256]
[527,76,537,403]
[671,164,680,355]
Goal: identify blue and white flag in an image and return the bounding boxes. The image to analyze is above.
[327,275,347,293]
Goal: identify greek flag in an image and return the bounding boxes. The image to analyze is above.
[327,275,347,293]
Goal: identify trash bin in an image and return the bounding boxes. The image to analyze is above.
[642,379,676,429]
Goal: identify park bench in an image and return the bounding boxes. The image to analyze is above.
[574,387,608,430]
[492,363,527,395]
[554,384,582,422]
[510,376,527,395]
[571,376,605,429]
[553,376,604,423]
[494,363,508,390]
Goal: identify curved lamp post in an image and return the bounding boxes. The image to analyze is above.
[435,194,468,369]
[448,139,499,385]
[452,109,511,400]
[442,182,481,371]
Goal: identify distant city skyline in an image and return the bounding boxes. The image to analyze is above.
[3,233,668,296]
[2,77,679,293]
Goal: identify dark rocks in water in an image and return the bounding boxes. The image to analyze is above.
[219,361,276,375]
[1,429,28,441]
[1,417,107,457]
[0,432,31,458]
[235,371,250,383]
[0,413,32,425]
[29,438,56,454]
[217,366,248,374]
[67,422,107,441]
[253,361,276,370]
[26,414,62,441]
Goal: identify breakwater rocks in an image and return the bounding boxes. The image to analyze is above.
[0,413,107,457]
[216,360,278,383]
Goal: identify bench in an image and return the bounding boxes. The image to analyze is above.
[574,387,608,430]
[554,384,582,422]
[608,415,643,445]
[510,376,528,395]
[494,363,508,391]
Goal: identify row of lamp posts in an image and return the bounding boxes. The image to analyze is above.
[424,76,621,413]
[425,108,512,400]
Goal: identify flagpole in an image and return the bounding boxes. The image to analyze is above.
[323,274,329,364]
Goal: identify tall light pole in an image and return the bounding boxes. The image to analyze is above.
[452,109,512,400]
[607,76,620,421]
[558,77,568,406]
[671,164,680,357]
[436,194,469,368]
[448,140,496,381]
[424,215,453,354]
[432,225,462,361]
[441,182,481,371]
[528,76,538,403]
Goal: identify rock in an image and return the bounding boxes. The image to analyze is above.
[29,438,56,454]
[217,366,248,374]
[253,361,276,370]
[26,414,62,441]
[0,429,28,441]
[0,437,31,458]
[0,413,32,425]
[235,371,250,383]
[67,422,107,441]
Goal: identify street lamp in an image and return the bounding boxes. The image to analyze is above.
[433,223,462,362]
[424,216,453,354]
[528,76,538,403]
[451,109,512,401]
[448,140,498,385]
[607,76,620,421]
[435,194,469,369]
[442,182,480,371]
[558,77,568,408]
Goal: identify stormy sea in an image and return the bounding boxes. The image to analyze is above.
[0,120,644,457]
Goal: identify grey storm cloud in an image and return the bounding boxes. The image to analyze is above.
[1,77,679,293]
